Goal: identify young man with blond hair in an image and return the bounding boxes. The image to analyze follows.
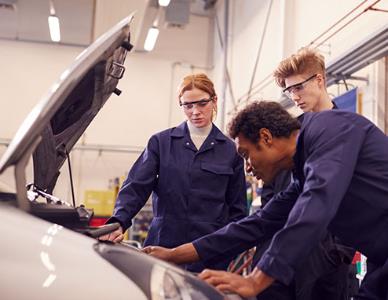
[274,47,334,113]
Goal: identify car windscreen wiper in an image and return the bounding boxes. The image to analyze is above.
[78,222,121,238]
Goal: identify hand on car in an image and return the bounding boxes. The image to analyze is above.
[142,245,173,261]
[98,226,124,243]
[198,267,274,298]
[143,243,199,265]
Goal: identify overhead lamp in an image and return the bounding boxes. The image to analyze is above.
[144,26,159,52]
[48,0,61,42]
[158,0,171,7]
[48,15,61,42]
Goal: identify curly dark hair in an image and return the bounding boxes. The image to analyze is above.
[228,101,301,143]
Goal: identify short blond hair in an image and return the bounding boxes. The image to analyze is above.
[273,47,325,88]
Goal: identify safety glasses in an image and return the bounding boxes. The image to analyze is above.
[179,98,213,110]
[282,74,317,98]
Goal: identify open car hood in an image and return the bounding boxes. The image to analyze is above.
[0,14,134,209]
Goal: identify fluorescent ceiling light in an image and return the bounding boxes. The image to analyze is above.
[144,26,159,51]
[158,0,171,7]
[48,15,61,42]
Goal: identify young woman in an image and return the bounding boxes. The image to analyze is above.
[102,73,247,272]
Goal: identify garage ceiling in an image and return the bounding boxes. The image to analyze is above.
[0,0,95,46]
[0,0,217,49]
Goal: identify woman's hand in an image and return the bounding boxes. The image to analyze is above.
[198,267,274,298]
[98,226,124,243]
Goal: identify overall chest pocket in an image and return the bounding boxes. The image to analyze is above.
[198,162,233,194]
[201,162,234,175]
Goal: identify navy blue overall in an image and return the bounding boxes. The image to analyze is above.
[111,122,247,272]
[193,111,388,299]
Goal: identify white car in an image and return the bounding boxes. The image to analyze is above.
[0,14,245,300]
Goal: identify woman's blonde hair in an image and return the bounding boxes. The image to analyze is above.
[273,47,326,88]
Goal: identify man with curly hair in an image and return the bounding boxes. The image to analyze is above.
[144,101,388,300]
[252,47,355,300]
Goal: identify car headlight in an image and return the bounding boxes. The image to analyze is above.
[151,264,186,300]
[95,243,224,300]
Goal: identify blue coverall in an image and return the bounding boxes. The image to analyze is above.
[111,121,247,271]
[193,110,388,299]
[256,103,357,300]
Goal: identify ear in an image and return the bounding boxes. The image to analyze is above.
[259,128,273,147]
[316,73,326,88]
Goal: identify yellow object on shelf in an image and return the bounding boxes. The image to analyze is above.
[84,190,116,216]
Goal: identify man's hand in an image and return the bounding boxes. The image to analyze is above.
[198,267,274,298]
[142,246,173,261]
[98,226,124,243]
[143,243,200,264]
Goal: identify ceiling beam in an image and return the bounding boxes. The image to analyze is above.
[326,24,388,86]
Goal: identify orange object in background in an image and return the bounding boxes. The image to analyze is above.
[90,217,109,227]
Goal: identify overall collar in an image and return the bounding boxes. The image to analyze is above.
[170,121,228,152]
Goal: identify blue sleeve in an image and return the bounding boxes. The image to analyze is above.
[226,154,248,221]
[110,135,160,230]
[257,113,366,285]
[192,181,300,265]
